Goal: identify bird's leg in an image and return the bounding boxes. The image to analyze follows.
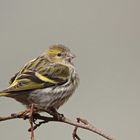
[46,107,64,121]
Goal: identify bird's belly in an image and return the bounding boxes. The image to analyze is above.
[29,84,76,110]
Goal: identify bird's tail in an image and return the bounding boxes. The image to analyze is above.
[0,92,10,97]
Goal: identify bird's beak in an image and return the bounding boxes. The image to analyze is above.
[69,53,76,59]
[67,52,76,65]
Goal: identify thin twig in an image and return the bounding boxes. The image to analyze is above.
[29,104,35,140]
[0,110,116,140]
[72,118,81,140]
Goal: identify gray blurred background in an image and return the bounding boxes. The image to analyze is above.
[0,0,140,140]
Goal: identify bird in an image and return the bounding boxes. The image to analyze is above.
[0,44,79,116]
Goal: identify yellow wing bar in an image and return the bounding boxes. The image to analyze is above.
[35,72,57,84]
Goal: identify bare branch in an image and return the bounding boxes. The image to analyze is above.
[29,104,35,140]
[72,118,81,140]
[0,110,116,140]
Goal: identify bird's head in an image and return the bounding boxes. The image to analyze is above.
[45,44,75,66]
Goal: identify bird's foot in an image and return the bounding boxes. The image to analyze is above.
[47,107,64,121]
[54,112,64,121]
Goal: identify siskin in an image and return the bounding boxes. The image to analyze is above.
[0,44,79,114]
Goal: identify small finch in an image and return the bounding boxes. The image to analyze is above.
[0,44,79,114]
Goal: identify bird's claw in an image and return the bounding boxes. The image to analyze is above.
[53,112,64,121]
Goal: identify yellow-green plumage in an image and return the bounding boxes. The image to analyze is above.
[0,44,79,110]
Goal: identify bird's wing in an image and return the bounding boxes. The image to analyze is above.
[9,72,19,84]
[3,57,70,93]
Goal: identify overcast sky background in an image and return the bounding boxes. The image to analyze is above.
[0,0,140,140]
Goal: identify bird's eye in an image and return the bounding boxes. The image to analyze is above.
[57,53,62,57]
